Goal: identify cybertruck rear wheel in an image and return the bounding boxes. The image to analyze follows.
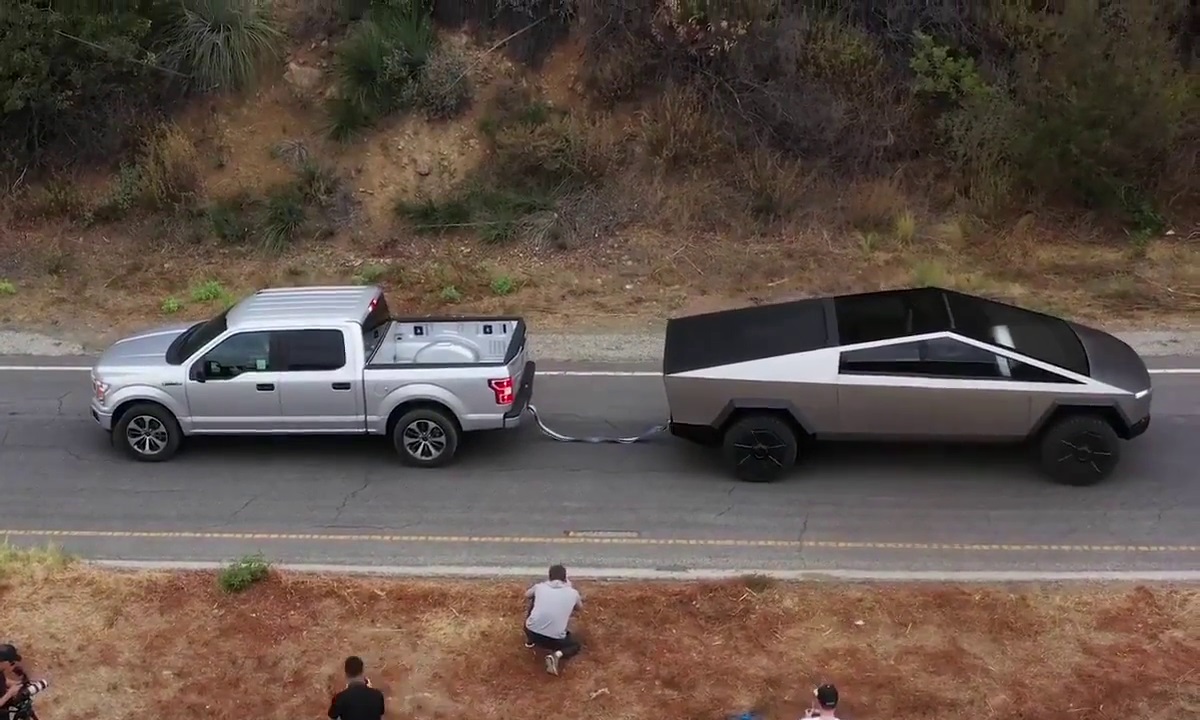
[1037,414,1120,486]
[114,402,182,462]
[393,407,460,468]
[722,414,799,483]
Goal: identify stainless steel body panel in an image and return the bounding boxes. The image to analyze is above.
[666,313,1153,444]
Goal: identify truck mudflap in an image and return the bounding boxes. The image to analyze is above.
[504,360,536,424]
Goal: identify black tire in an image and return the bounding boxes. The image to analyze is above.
[722,414,799,483]
[113,402,182,462]
[392,407,460,468]
[1037,414,1121,486]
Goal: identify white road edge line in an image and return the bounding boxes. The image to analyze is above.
[0,366,1197,376]
[90,560,1200,582]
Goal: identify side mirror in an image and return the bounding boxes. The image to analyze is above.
[190,363,207,383]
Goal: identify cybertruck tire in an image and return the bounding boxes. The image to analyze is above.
[722,414,799,483]
[113,402,182,462]
[1036,414,1121,487]
[393,407,460,468]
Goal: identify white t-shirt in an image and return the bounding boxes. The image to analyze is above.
[524,580,581,639]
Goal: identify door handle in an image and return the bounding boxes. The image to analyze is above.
[255,383,275,391]
[331,382,352,390]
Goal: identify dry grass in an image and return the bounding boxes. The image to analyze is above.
[1,563,1198,720]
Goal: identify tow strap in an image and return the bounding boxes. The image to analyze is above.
[524,404,668,445]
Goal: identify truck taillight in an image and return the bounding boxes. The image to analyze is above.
[488,377,514,405]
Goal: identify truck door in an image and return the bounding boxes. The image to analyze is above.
[276,328,364,432]
[186,331,282,432]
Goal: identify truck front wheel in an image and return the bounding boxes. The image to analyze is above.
[113,402,182,462]
[393,407,461,468]
[722,414,799,483]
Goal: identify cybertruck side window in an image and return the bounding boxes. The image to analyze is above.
[834,289,951,345]
[839,337,1081,383]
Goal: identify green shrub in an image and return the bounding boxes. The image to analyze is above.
[207,192,259,242]
[329,1,435,136]
[260,184,307,252]
[397,185,554,243]
[217,553,271,592]
[0,4,168,169]
[161,0,284,92]
[414,44,473,119]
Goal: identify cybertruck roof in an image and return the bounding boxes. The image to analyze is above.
[663,287,1149,393]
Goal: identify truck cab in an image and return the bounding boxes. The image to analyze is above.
[90,285,535,467]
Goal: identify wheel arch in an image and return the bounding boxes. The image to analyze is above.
[111,398,180,433]
[1030,402,1131,441]
[385,399,464,437]
[714,400,813,441]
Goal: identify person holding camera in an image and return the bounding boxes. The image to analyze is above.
[327,656,385,720]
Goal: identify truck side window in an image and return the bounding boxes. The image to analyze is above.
[279,329,347,372]
[200,332,273,379]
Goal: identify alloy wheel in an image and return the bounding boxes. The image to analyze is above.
[126,415,170,457]
[402,419,448,461]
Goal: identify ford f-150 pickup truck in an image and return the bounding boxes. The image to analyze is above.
[89,285,535,467]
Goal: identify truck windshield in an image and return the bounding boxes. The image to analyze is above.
[166,309,230,365]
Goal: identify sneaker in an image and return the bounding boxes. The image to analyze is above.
[544,652,559,676]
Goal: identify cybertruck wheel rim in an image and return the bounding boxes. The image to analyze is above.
[1056,429,1114,476]
[402,419,448,461]
[732,428,790,474]
[126,415,170,456]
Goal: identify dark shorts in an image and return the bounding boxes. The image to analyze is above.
[524,628,577,651]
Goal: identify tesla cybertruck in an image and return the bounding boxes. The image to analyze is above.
[662,287,1152,486]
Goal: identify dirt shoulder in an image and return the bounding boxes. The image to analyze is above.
[3,562,1197,720]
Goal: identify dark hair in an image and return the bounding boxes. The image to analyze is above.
[548,564,567,581]
[344,656,364,677]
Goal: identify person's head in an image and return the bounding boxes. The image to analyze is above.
[813,684,838,714]
[0,644,20,673]
[548,564,567,582]
[343,656,365,681]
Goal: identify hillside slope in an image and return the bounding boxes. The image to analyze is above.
[0,0,1197,343]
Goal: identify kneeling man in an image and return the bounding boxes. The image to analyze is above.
[524,564,582,675]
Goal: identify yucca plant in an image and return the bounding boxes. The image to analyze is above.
[162,0,284,92]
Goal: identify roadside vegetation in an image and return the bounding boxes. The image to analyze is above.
[0,0,1197,337]
[1,565,1197,719]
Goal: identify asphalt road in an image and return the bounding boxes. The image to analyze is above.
[0,356,1198,574]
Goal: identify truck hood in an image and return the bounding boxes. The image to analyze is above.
[1069,321,1151,393]
[95,322,194,370]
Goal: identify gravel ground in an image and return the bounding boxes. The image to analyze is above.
[2,327,1198,361]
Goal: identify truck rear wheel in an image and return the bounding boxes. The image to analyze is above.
[393,407,460,468]
[722,414,799,483]
[113,402,182,462]
[1036,414,1120,486]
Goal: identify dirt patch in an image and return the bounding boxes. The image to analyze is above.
[2,566,1198,720]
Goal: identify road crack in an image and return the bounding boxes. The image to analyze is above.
[331,479,371,524]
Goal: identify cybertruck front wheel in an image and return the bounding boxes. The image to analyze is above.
[1036,414,1121,487]
[722,414,799,483]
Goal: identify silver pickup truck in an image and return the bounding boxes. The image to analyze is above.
[89,285,535,466]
